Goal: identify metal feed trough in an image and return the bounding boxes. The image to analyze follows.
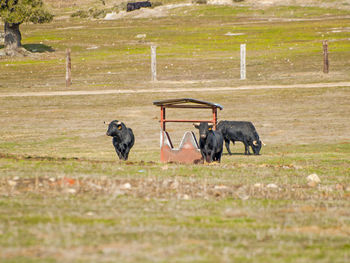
[153,98,223,164]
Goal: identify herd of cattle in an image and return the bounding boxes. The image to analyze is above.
[106,120,264,163]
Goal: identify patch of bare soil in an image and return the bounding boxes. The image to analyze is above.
[246,0,350,10]
[1,82,349,97]
[2,174,350,201]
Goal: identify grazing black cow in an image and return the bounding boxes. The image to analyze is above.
[217,121,263,155]
[126,1,151,12]
[193,122,224,163]
[106,120,135,160]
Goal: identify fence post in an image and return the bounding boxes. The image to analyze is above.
[323,40,329,74]
[66,48,71,87]
[240,44,246,80]
[151,45,157,81]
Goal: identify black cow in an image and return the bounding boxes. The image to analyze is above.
[126,1,151,12]
[194,122,224,163]
[106,120,135,160]
[217,121,263,155]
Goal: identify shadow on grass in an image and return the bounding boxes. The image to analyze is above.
[0,44,55,53]
[222,153,247,156]
[23,44,55,53]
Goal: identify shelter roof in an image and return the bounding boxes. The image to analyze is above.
[153,98,223,110]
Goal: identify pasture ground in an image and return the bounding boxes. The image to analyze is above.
[0,0,350,262]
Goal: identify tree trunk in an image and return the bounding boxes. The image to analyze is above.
[4,22,22,49]
[3,22,29,56]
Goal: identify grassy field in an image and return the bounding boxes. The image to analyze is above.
[1,1,350,262]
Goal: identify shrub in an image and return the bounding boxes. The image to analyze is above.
[151,2,163,8]
[71,10,89,18]
[192,0,207,4]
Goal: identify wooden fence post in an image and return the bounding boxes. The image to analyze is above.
[66,48,71,87]
[151,45,157,81]
[323,40,329,74]
[240,44,246,80]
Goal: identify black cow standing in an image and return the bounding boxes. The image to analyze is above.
[217,121,263,155]
[194,122,224,163]
[126,1,151,12]
[106,120,135,160]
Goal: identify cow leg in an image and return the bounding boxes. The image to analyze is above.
[243,141,251,155]
[120,144,130,160]
[225,139,232,155]
[123,147,131,160]
[215,149,223,162]
[114,147,123,160]
[209,150,215,163]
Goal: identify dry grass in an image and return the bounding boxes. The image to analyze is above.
[0,1,350,262]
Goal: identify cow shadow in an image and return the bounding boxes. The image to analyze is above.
[23,44,55,53]
[222,152,247,156]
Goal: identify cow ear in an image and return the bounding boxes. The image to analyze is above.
[193,123,200,129]
[253,140,258,146]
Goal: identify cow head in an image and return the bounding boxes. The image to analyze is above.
[193,122,213,139]
[106,120,125,137]
[252,140,262,155]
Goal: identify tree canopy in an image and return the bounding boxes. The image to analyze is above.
[1,0,54,56]
[0,0,53,24]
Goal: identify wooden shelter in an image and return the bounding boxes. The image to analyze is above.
[153,98,223,164]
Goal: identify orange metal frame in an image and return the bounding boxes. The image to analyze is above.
[160,106,218,132]
[154,98,223,164]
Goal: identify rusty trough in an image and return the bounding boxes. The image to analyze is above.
[153,98,223,164]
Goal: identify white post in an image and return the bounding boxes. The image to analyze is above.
[151,45,157,81]
[66,48,71,87]
[240,44,246,80]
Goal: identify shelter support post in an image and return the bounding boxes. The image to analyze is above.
[212,107,217,129]
[160,106,166,131]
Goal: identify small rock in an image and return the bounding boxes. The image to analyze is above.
[214,185,228,190]
[66,188,77,194]
[254,183,263,188]
[104,12,118,20]
[135,34,146,39]
[13,176,20,181]
[224,32,244,36]
[183,194,190,200]
[307,173,321,184]
[120,183,131,190]
[266,183,278,189]
[345,186,350,192]
[86,46,99,50]
[7,180,17,187]
[49,177,56,182]
[86,211,95,216]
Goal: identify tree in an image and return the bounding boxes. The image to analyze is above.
[0,0,53,56]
